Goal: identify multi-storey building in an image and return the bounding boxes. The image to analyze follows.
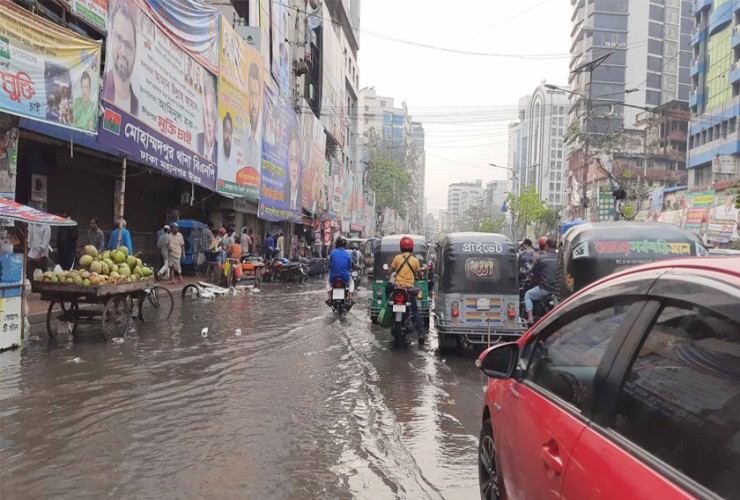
[446,180,484,232]
[507,95,532,196]
[687,0,740,187]
[526,83,570,206]
[484,180,509,213]
[568,0,693,218]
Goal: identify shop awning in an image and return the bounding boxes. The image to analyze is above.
[0,198,77,226]
[19,118,124,158]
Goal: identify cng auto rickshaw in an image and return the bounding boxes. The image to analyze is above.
[557,221,709,300]
[369,235,431,324]
[434,233,526,351]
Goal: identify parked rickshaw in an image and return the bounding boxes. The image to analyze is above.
[557,221,709,300]
[433,233,526,351]
[369,235,431,324]
[364,237,380,278]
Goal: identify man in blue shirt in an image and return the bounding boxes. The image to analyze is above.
[326,236,354,305]
[263,233,276,259]
[108,218,133,255]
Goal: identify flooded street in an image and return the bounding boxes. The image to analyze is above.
[1,283,486,499]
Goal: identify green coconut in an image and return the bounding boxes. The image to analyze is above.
[113,251,126,264]
[89,261,103,274]
[79,255,94,268]
[83,245,99,258]
[118,246,129,258]
[126,255,137,268]
[141,267,153,277]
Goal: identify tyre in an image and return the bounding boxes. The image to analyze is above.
[391,323,403,348]
[478,419,502,500]
[370,314,378,324]
[182,284,200,298]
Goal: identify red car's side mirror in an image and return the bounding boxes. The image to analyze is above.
[476,342,519,379]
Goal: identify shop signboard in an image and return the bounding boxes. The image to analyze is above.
[72,0,109,32]
[98,0,217,190]
[0,0,103,133]
[216,21,264,199]
[258,87,302,223]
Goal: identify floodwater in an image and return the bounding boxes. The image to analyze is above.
[0,282,487,499]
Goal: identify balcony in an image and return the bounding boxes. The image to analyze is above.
[692,26,706,46]
[693,0,712,15]
[731,61,740,84]
[689,90,703,108]
[690,58,704,77]
[733,25,740,48]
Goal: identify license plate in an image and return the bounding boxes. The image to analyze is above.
[332,289,345,300]
[352,271,358,277]
[477,298,490,311]
[393,304,406,312]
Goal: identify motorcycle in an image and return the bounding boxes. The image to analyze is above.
[519,272,556,324]
[264,259,309,283]
[386,284,424,348]
[329,277,351,321]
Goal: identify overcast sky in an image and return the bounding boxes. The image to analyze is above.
[359,0,572,214]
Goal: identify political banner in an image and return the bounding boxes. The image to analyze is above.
[216,21,264,199]
[684,190,715,235]
[300,105,326,214]
[72,0,109,32]
[707,194,740,243]
[341,167,353,231]
[98,0,217,189]
[140,0,220,73]
[0,0,102,133]
[258,87,302,222]
[270,0,290,97]
[319,3,345,146]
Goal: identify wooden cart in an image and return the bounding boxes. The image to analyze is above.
[32,279,174,341]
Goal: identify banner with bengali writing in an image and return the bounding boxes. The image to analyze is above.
[216,21,264,199]
[300,104,325,214]
[258,87,302,223]
[72,0,109,32]
[97,0,216,189]
[0,0,102,133]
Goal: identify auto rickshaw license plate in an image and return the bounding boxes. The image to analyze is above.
[332,289,345,300]
[477,298,490,310]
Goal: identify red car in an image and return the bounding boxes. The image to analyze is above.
[476,257,740,500]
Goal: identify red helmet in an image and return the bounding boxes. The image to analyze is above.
[400,236,414,252]
[537,236,548,250]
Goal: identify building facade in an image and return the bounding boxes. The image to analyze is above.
[484,180,509,213]
[446,180,484,232]
[507,95,531,197]
[526,83,570,206]
[687,0,740,188]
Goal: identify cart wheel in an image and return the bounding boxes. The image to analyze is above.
[182,284,200,298]
[140,286,174,323]
[46,301,79,341]
[102,296,131,341]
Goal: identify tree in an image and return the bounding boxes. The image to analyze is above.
[505,186,547,240]
[478,214,506,233]
[367,156,411,224]
[535,208,560,237]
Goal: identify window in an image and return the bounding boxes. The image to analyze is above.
[551,139,557,147]
[648,22,664,38]
[552,117,558,125]
[550,182,555,191]
[647,56,663,72]
[557,150,563,159]
[649,5,664,21]
[525,302,636,411]
[608,304,740,498]
[646,90,661,106]
[648,39,664,56]
[559,117,564,126]
[559,106,566,114]
[380,100,386,107]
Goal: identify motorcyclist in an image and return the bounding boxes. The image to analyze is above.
[385,236,426,343]
[326,236,354,306]
[350,242,365,272]
[518,238,537,272]
[524,238,557,325]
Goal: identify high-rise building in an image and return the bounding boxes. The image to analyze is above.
[484,180,509,212]
[687,0,740,187]
[447,180,484,232]
[526,83,570,206]
[507,95,531,197]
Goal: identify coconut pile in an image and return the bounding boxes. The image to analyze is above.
[33,245,155,286]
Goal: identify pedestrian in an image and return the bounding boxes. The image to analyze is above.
[199,225,215,274]
[313,227,322,257]
[56,210,78,270]
[167,223,185,284]
[229,238,242,259]
[263,232,275,259]
[27,222,50,280]
[157,224,170,281]
[87,217,105,253]
[276,231,285,258]
[108,218,133,255]
[240,227,252,256]
[247,228,256,254]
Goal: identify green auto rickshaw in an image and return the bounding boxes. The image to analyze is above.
[368,235,431,324]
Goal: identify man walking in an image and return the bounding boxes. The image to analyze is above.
[56,210,78,270]
[27,222,50,280]
[167,223,185,284]
[157,225,170,281]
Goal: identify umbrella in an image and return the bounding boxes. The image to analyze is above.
[0,198,77,226]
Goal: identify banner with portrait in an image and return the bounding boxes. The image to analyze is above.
[300,105,325,214]
[684,190,715,237]
[0,0,102,133]
[707,194,740,243]
[140,0,220,73]
[98,0,217,189]
[216,21,264,199]
[258,87,302,222]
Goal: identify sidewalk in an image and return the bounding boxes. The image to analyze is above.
[27,275,203,324]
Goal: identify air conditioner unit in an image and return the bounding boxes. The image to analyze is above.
[605,42,613,47]
[617,42,626,47]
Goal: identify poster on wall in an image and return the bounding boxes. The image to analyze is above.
[72,0,109,32]
[684,190,715,238]
[258,87,302,222]
[300,105,325,214]
[0,0,102,133]
[98,0,217,190]
[216,21,264,199]
[0,113,19,197]
[30,174,47,203]
[707,194,740,243]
